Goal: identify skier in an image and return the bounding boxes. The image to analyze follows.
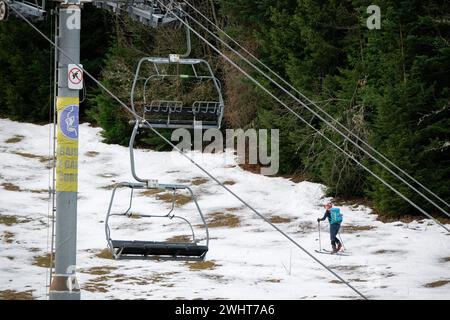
[317,203,343,253]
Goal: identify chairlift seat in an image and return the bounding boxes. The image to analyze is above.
[111,240,208,257]
[145,101,221,116]
[144,100,221,128]
[146,119,219,128]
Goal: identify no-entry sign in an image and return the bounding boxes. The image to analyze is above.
[68,64,83,90]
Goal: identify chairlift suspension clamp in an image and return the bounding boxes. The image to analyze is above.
[169,54,180,63]
[146,179,159,189]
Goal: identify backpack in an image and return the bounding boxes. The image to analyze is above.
[329,207,343,224]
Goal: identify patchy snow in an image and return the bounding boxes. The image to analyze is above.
[0,118,449,300]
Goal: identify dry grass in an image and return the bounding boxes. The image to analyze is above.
[166,235,192,243]
[156,192,192,206]
[206,212,241,228]
[100,184,117,190]
[0,290,33,300]
[186,260,219,271]
[5,135,25,144]
[296,221,317,234]
[287,173,308,183]
[373,249,405,255]
[223,180,236,186]
[87,274,127,286]
[1,183,47,195]
[239,163,263,175]
[202,274,226,282]
[265,278,281,283]
[12,151,51,163]
[140,188,164,196]
[349,278,368,283]
[1,182,21,192]
[329,265,365,272]
[80,266,118,275]
[270,215,292,224]
[0,215,19,226]
[85,151,100,157]
[373,208,450,225]
[95,249,113,260]
[342,225,376,234]
[332,197,372,208]
[424,280,450,288]
[441,257,450,263]
[1,231,15,244]
[32,253,54,268]
[128,272,178,286]
[0,214,31,226]
[330,280,342,284]
[192,177,209,186]
[29,189,48,194]
[330,279,368,285]
[83,282,110,293]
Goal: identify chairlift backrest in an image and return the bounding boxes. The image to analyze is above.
[131,56,224,129]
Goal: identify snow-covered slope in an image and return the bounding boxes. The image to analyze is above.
[0,118,448,300]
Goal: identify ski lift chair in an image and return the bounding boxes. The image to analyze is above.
[104,121,210,260]
[105,181,209,260]
[131,55,224,129]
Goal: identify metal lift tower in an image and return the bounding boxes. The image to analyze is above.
[49,0,82,300]
[1,0,189,300]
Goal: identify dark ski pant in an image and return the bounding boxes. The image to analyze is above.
[330,223,341,246]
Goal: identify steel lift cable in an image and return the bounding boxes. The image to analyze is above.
[7,3,369,300]
[182,0,450,213]
[45,6,54,298]
[47,8,58,297]
[177,2,450,219]
[156,0,450,231]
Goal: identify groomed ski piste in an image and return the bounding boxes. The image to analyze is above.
[0,118,449,300]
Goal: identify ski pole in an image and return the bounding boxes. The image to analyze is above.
[338,232,345,251]
[318,221,322,252]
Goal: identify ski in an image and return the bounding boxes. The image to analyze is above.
[315,250,350,256]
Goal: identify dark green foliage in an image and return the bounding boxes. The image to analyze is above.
[80,6,115,120]
[0,5,113,123]
[364,0,450,216]
[221,0,450,216]
[0,18,51,122]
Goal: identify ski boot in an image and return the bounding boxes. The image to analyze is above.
[337,242,342,252]
[331,244,338,254]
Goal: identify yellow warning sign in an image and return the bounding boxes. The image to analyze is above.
[56,97,79,193]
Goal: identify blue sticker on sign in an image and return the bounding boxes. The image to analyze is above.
[60,105,79,140]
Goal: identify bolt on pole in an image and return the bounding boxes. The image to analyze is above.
[49,3,81,300]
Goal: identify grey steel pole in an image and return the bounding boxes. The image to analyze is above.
[49,4,81,300]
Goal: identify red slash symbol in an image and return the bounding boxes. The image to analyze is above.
[68,67,83,85]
